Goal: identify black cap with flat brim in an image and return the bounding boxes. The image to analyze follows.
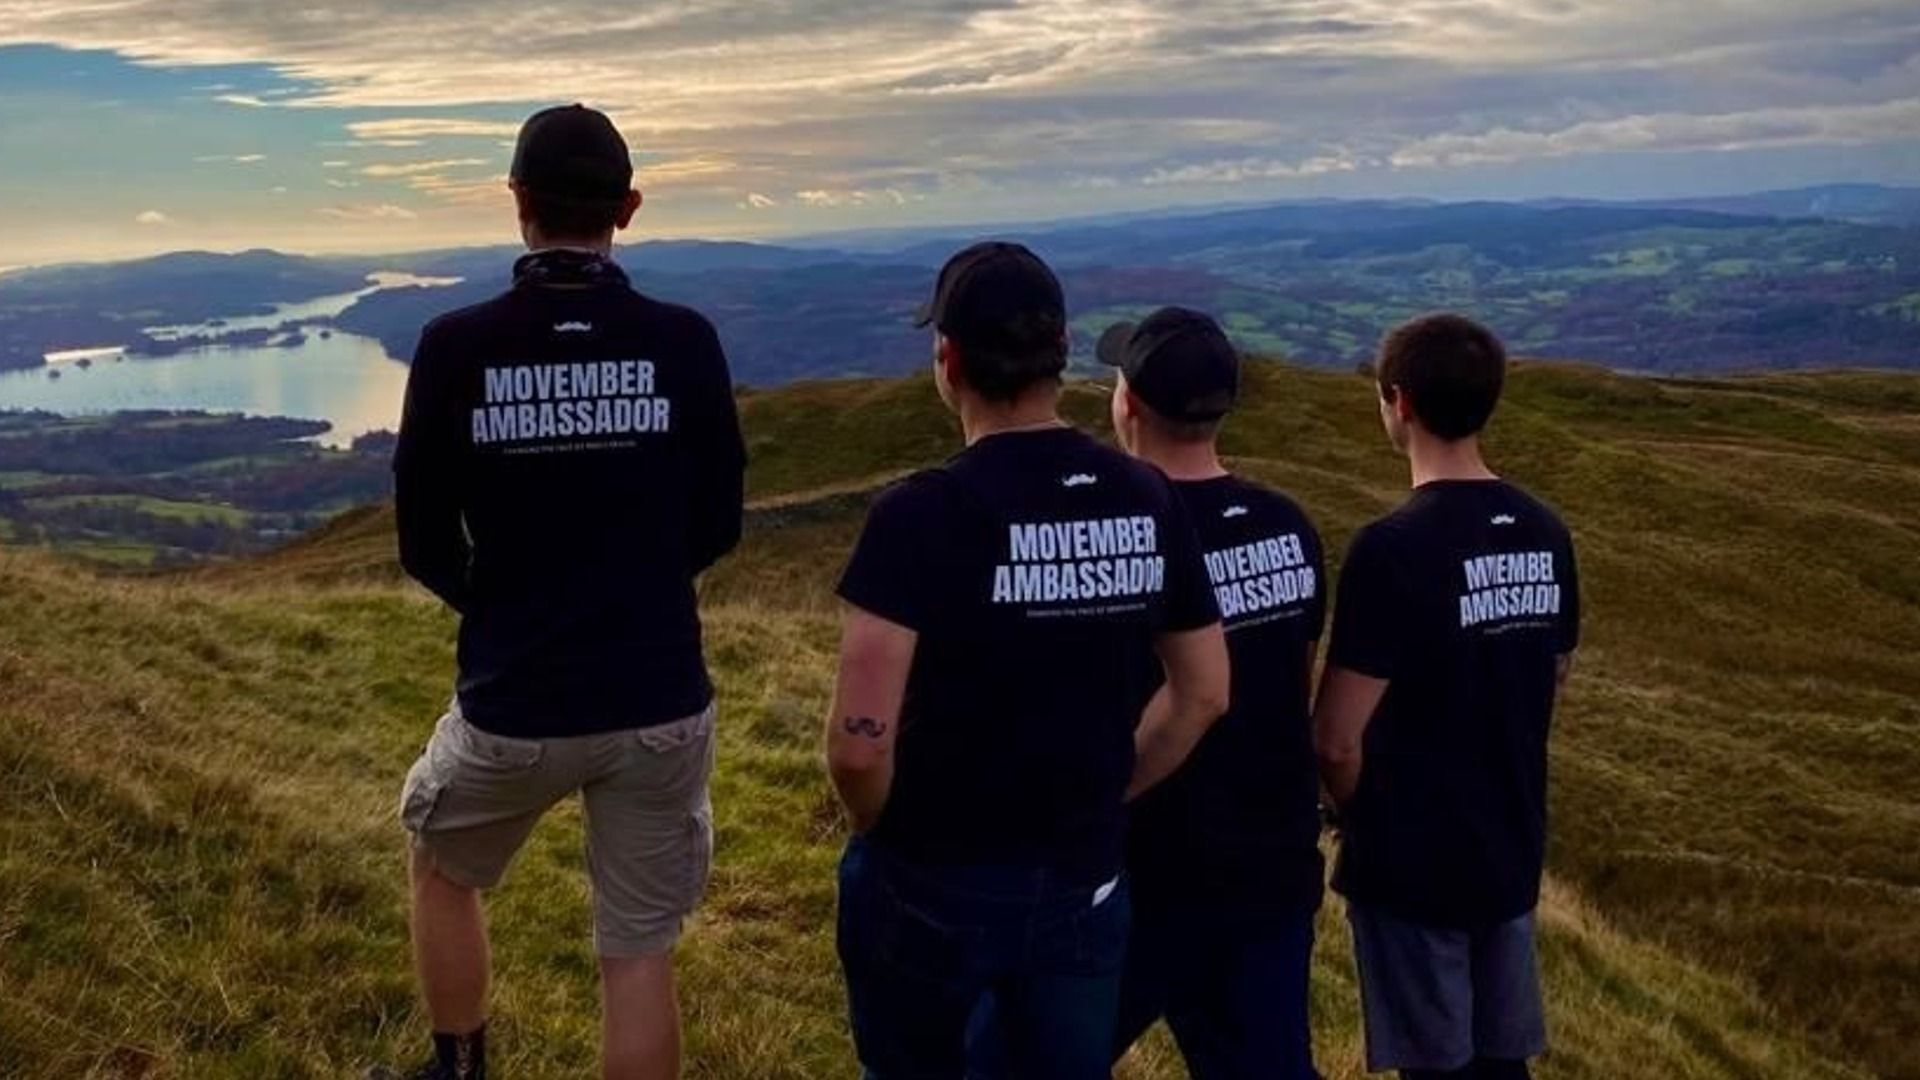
[915,241,1068,386]
[1098,306,1241,423]
[915,241,1064,342]
[509,104,633,203]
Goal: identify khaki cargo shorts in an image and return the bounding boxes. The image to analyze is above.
[399,699,717,956]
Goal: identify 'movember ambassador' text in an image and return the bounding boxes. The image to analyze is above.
[992,516,1166,605]
[472,360,671,445]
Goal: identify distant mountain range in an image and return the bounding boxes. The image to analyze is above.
[2,185,1916,380]
[1535,184,1920,229]
[0,250,367,370]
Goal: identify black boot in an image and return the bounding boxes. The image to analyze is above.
[367,1026,487,1080]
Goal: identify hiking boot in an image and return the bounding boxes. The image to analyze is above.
[368,1024,486,1079]
[364,1059,476,1080]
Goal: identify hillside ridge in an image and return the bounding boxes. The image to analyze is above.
[4,359,1918,1078]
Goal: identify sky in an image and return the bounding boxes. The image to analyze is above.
[1,0,1917,266]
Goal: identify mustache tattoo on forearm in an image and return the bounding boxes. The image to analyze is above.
[843,716,888,739]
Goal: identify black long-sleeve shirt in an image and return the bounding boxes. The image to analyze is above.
[393,249,745,737]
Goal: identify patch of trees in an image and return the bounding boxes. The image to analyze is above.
[2,499,312,560]
[0,412,330,475]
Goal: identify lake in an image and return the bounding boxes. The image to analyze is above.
[0,273,459,448]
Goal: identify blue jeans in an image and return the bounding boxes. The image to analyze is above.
[1114,899,1321,1079]
[836,835,1130,1080]
[971,897,1320,1080]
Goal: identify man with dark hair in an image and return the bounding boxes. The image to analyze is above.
[1314,313,1579,1080]
[384,104,745,1080]
[1100,307,1327,1079]
[827,243,1230,1079]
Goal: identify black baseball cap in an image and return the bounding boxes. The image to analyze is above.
[914,241,1066,349]
[1097,306,1241,423]
[509,104,633,202]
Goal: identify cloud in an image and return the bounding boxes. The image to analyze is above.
[347,118,521,140]
[794,187,915,208]
[314,203,418,220]
[360,158,490,178]
[403,172,506,206]
[193,153,267,164]
[133,209,170,225]
[739,192,779,209]
[1,0,1915,220]
[797,189,860,207]
[1143,154,1359,186]
[1389,98,1920,168]
[321,160,350,168]
[637,155,737,187]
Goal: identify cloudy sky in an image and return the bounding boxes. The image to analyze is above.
[1,0,1916,265]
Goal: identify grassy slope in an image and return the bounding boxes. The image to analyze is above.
[3,362,1916,1078]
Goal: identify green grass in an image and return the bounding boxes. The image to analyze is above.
[3,360,1917,1077]
[27,493,254,527]
[34,536,165,565]
[0,470,62,491]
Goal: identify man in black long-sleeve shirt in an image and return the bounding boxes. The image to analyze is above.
[385,104,745,1080]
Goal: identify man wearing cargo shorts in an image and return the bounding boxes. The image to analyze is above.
[385,104,746,1080]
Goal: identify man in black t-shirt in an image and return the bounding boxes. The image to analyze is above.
[827,244,1229,1079]
[1099,308,1327,1079]
[385,105,745,1080]
[1313,315,1580,1080]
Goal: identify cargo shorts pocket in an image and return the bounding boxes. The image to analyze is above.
[399,719,465,834]
[399,750,446,834]
[684,802,715,903]
[451,717,545,773]
[666,712,716,904]
[398,711,545,835]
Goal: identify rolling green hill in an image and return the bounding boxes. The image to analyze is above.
[3,361,1917,1078]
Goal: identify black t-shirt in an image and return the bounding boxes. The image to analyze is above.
[392,250,746,738]
[1127,475,1327,915]
[1328,479,1580,927]
[836,427,1220,885]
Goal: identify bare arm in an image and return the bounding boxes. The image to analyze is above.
[1312,664,1389,809]
[825,605,917,832]
[1128,623,1230,800]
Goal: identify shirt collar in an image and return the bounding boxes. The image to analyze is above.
[512,248,630,289]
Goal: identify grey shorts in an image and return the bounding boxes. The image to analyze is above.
[1347,903,1547,1072]
[399,700,717,957]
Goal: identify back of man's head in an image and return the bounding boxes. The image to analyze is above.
[1098,306,1240,446]
[509,104,636,242]
[1376,313,1507,441]
[917,242,1068,402]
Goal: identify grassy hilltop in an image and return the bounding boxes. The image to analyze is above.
[2,361,1918,1078]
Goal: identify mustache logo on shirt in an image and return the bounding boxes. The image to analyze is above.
[1061,473,1099,488]
[1223,506,1249,519]
[553,321,594,333]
